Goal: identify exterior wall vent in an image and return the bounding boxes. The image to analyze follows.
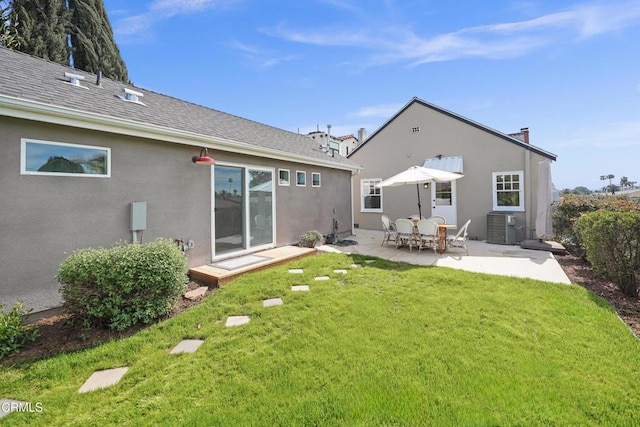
[118,88,145,105]
[64,72,87,88]
[411,126,420,133]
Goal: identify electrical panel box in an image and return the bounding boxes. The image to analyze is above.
[506,215,516,225]
[131,202,147,231]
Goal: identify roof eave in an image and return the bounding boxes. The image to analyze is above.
[1,95,361,172]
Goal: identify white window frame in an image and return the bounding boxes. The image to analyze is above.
[278,169,290,186]
[492,171,524,212]
[361,178,383,212]
[20,138,111,178]
[296,170,306,187]
[311,172,321,187]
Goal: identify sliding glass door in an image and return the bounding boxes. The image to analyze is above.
[213,164,274,258]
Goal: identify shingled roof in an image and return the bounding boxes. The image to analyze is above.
[0,47,360,171]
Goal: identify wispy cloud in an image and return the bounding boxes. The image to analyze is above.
[350,103,404,119]
[227,40,299,68]
[112,0,239,40]
[558,120,640,150]
[267,1,640,67]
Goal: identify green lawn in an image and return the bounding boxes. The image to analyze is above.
[1,253,639,426]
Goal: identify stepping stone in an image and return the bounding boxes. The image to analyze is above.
[365,260,375,264]
[225,315,251,327]
[291,285,309,292]
[288,269,304,274]
[263,297,283,307]
[350,264,362,268]
[314,276,330,281]
[0,399,28,419]
[170,339,204,354]
[184,286,208,300]
[333,269,348,274]
[78,367,129,393]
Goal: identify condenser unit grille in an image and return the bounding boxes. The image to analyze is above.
[487,213,506,244]
[487,213,517,244]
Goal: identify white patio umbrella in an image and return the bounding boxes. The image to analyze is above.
[535,160,554,240]
[378,165,464,218]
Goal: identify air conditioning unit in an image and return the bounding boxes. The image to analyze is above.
[487,213,517,244]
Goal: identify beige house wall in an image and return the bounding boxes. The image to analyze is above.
[1,117,352,312]
[350,101,554,242]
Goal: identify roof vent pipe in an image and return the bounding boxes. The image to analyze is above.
[64,72,85,86]
[96,70,102,87]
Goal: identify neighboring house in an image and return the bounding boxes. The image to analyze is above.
[348,97,557,243]
[305,128,366,157]
[0,47,361,312]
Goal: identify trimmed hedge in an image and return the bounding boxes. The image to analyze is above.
[0,301,39,359]
[575,211,640,297]
[553,195,640,253]
[56,238,188,331]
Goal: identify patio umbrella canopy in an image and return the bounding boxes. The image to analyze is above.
[535,160,554,240]
[378,165,464,218]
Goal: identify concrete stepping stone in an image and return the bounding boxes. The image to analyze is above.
[333,269,348,274]
[225,315,251,327]
[0,399,28,419]
[170,339,204,354]
[263,297,283,307]
[184,286,208,300]
[288,269,304,274]
[291,285,309,292]
[314,276,330,281]
[365,260,376,264]
[78,367,129,393]
[350,264,362,268]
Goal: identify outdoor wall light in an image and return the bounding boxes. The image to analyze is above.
[423,183,429,189]
[192,147,215,165]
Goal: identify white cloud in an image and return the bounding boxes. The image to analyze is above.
[558,120,640,150]
[112,0,239,40]
[268,1,640,67]
[349,103,403,119]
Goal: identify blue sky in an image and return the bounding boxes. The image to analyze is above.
[103,0,640,190]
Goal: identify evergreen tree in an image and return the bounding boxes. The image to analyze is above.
[5,0,128,83]
[8,0,68,63]
[68,0,128,82]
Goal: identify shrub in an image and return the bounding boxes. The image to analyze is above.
[575,211,640,297]
[299,230,323,248]
[553,195,640,253]
[57,238,188,331]
[0,301,40,359]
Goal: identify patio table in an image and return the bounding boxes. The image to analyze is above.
[437,224,456,254]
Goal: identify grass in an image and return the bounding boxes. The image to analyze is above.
[1,253,639,425]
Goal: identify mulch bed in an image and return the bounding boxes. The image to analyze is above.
[2,255,638,366]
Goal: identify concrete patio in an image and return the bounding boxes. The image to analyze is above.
[320,229,571,284]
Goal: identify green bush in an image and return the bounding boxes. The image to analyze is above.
[56,238,188,331]
[0,301,39,359]
[553,195,640,253]
[299,230,323,248]
[575,211,640,297]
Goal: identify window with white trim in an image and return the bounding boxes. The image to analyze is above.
[492,171,524,211]
[278,169,290,186]
[21,139,110,177]
[361,178,382,212]
[312,172,321,187]
[296,170,306,186]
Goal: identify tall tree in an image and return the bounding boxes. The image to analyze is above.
[5,0,128,83]
[68,0,128,82]
[8,0,68,63]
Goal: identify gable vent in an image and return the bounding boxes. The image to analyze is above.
[411,126,420,133]
[118,88,145,105]
[64,72,87,88]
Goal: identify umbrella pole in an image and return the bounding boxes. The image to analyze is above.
[416,183,422,218]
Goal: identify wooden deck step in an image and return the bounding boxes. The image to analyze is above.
[189,246,316,286]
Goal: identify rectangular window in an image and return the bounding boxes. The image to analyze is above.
[492,171,524,211]
[312,172,321,187]
[21,139,110,177]
[361,178,382,212]
[278,169,290,186]
[296,170,306,186]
